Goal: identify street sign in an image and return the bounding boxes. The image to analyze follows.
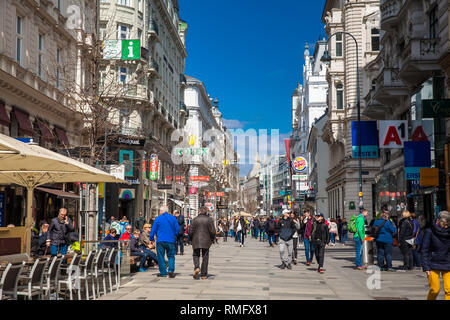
[422,99,450,118]
[379,120,408,148]
[157,184,172,190]
[292,174,307,181]
[280,191,291,196]
[420,168,439,187]
[103,39,141,60]
[217,204,228,209]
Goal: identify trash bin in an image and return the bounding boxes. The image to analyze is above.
[362,237,374,266]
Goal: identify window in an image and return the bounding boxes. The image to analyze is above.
[16,16,23,64]
[118,24,130,40]
[118,67,128,83]
[56,48,61,89]
[429,6,438,38]
[335,33,343,57]
[57,0,61,11]
[138,0,143,12]
[371,28,380,51]
[138,29,142,42]
[99,23,107,40]
[118,0,132,7]
[38,34,44,77]
[336,83,344,110]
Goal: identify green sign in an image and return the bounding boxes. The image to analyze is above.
[349,201,356,210]
[422,99,450,118]
[103,39,141,60]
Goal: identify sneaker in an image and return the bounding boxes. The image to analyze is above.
[280,263,286,269]
[139,267,148,272]
[168,272,175,278]
[287,264,292,270]
[157,274,167,277]
[386,268,395,272]
[293,259,297,265]
[306,261,311,266]
[318,268,325,274]
[354,266,367,271]
[201,276,208,280]
[193,268,200,279]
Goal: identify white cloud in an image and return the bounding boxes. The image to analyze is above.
[222,118,247,129]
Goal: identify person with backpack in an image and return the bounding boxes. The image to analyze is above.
[372,212,397,271]
[174,210,185,255]
[398,210,415,271]
[329,218,338,246]
[274,217,281,245]
[237,216,246,247]
[278,209,297,270]
[350,208,369,270]
[311,213,330,273]
[290,211,301,265]
[259,218,266,241]
[421,210,450,300]
[303,210,315,265]
[411,212,422,269]
[265,216,276,247]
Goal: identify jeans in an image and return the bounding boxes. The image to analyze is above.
[223,231,228,242]
[50,244,68,256]
[156,241,176,276]
[193,248,209,277]
[267,233,275,246]
[330,233,336,244]
[176,234,184,254]
[259,229,264,241]
[279,239,293,265]
[140,247,158,265]
[130,251,147,269]
[355,237,363,267]
[376,241,393,269]
[314,241,325,268]
[341,231,348,243]
[254,228,259,239]
[412,245,421,267]
[304,238,314,262]
[238,230,245,245]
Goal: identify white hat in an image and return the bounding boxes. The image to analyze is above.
[282,209,290,215]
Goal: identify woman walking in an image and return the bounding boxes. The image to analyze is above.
[373,212,397,271]
[398,210,415,271]
[421,211,450,300]
[237,216,246,247]
[341,218,348,245]
[290,212,301,265]
[329,218,338,246]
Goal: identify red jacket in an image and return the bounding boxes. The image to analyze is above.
[120,232,132,240]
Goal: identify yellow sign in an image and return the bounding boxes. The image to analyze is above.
[358,192,363,197]
[98,183,105,199]
[420,168,439,187]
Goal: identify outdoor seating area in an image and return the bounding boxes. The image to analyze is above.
[0,248,120,300]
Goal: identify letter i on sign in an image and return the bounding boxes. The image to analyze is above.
[128,41,134,58]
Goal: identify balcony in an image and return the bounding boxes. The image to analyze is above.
[398,38,441,88]
[148,59,160,78]
[372,68,409,106]
[363,88,390,120]
[179,102,187,114]
[380,0,402,31]
[148,20,160,42]
[140,46,149,62]
[180,74,187,87]
[120,126,145,138]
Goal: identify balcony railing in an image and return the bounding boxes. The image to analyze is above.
[380,0,402,29]
[149,20,159,36]
[140,46,149,62]
[149,59,159,75]
[120,126,144,137]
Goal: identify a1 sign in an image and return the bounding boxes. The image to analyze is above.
[411,120,434,143]
[379,121,408,148]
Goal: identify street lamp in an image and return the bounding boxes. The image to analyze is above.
[321,32,364,214]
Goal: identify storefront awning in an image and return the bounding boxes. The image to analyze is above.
[169,198,185,208]
[13,108,34,136]
[36,120,54,141]
[36,186,79,200]
[54,127,70,148]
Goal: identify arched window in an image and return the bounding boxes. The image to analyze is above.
[336,83,344,110]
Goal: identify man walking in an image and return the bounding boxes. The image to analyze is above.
[303,209,315,265]
[174,210,185,255]
[46,208,74,256]
[278,209,297,270]
[265,216,276,247]
[189,206,216,280]
[135,211,146,231]
[149,205,179,278]
[311,214,330,273]
[354,208,369,270]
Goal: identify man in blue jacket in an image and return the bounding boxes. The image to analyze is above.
[149,205,179,278]
[373,212,397,271]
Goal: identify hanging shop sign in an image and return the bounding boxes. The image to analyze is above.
[116,136,146,146]
[103,39,141,60]
[422,99,450,118]
[404,141,431,181]
[157,184,172,190]
[379,120,408,149]
[411,120,434,144]
[420,168,439,187]
[292,174,308,181]
[175,148,209,156]
[205,203,214,211]
[149,154,159,181]
[119,150,134,177]
[106,164,125,180]
[119,188,135,200]
[190,176,210,182]
[189,187,198,194]
[292,157,308,173]
[351,121,379,158]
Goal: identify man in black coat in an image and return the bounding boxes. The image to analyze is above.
[189,206,216,279]
[46,208,74,256]
[174,210,185,255]
[278,209,297,270]
[311,214,330,273]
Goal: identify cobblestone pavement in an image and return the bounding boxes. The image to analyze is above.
[99,235,440,300]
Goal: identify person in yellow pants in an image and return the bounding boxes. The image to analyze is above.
[421,211,450,300]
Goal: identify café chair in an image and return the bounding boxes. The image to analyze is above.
[78,250,97,300]
[42,255,64,300]
[0,262,25,300]
[16,258,49,300]
[93,249,107,297]
[57,253,81,300]
[104,248,119,292]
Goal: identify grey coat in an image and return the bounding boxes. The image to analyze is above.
[189,214,216,249]
[47,217,74,246]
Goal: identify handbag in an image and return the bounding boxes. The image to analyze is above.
[405,238,415,246]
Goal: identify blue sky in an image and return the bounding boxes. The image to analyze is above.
[179,0,326,176]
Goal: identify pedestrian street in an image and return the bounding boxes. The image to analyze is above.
[99,236,434,300]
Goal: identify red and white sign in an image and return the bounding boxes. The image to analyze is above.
[208,192,225,197]
[411,120,433,143]
[379,120,408,148]
[190,176,210,182]
[205,203,214,211]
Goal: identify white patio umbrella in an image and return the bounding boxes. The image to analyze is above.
[0,133,127,253]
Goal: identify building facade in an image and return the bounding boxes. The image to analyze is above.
[321,0,381,220]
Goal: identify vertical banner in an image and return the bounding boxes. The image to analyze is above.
[98,183,105,199]
[284,139,291,167]
[149,154,159,181]
[0,192,4,227]
[142,158,147,180]
[119,150,134,177]
[379,120,408,148]
[351,121,379,158]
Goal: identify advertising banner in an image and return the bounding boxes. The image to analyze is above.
[351,121,379,158]
[149,154,159,181]
[119,150,134,177]
[292,157,308,173]
[379,120,408,148]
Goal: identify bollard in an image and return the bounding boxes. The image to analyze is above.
[363,237,375,266]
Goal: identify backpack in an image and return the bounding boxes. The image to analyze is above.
[369,220,386,239]
[348,215,358,233]
[268,220,275,233]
